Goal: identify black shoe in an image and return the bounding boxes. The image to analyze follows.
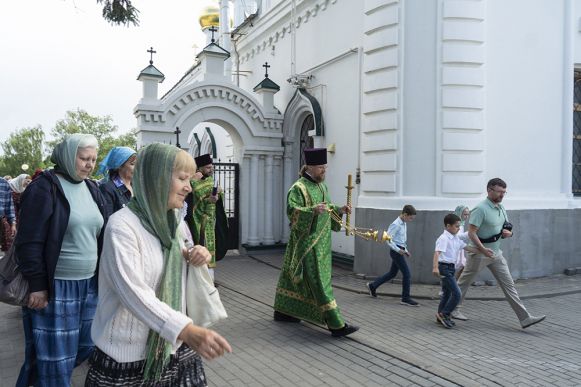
[436,313,453,329]
[445,315,455,326]
[400,298,419,307]
[366,282,377,298]
[330,323,359,337]
[273,311,301,323]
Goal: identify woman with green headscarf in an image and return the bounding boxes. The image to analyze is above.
[454,205,471,279]
[15,134,108,387]
[87,143,231,387]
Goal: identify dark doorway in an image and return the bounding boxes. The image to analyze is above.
[214,162,240,249]
[299,114,315,166]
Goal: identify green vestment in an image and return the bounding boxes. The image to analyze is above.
[187,177,220,268]
[274,176,346,330]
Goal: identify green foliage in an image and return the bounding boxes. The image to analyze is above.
[1,109,137,179]
[48,109,137,178]
[97,0,140,26]
[0,126,46,177]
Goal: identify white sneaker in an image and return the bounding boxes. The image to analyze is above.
[520,315,546,329]
[451,309,468,321]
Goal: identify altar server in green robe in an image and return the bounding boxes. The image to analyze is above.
[273,148,358,337]
[186,154,228,279]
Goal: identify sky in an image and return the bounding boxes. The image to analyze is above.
[0,0,214,143]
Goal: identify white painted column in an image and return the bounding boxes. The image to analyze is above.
[247,154,260,245]
[282,141,293,242]
[437,0,486,194]
[263,154,275,244]
[220,0,232,78]
[273,155,283,242]
[359,0,401,200]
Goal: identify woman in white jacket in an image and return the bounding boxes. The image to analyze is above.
[86,143,231,386]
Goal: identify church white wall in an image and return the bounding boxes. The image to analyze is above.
[486,0,569,206]
[574,0,581,64]
[402,0,438,196]
[234,0,363,255]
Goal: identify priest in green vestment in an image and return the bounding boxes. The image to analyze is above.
[186,153,227,275]
[274,148,359,337]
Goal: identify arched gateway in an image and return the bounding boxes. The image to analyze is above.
[134,42,286,247]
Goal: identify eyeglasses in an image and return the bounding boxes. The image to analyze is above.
[489,188,507,195]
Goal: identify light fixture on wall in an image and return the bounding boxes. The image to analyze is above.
[327,143,336,154]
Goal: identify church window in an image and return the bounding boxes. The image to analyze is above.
[573,71,581,196]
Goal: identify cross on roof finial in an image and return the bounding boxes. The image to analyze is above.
[147,46,156,65]
[209,26,218,43]
[263,62,271,78]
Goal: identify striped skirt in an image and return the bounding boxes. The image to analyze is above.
[16,277,98,387]
[85,345,207,387]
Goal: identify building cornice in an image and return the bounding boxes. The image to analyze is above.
[235,0,338,65]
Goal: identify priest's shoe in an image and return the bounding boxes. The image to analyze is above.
[273,311,301,323]
[330,323,359,337]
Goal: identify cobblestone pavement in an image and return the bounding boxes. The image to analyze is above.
[1,252,580,386]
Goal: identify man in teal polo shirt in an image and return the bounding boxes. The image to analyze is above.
[451,178,546,329]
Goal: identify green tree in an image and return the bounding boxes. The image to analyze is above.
[97,0,140,26]
[0,126,46,177]
[49,109,137,178]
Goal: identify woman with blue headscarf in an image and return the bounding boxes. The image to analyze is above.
[15,134,109,386]
[98,146,136,214]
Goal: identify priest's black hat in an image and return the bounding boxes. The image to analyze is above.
[304,148,327,166]
[194,153,213,168]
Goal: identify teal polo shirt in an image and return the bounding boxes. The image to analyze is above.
[468,198,508,252]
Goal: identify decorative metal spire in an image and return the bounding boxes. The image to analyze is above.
[263,62,271,78]
[209,26,218,43]
[147,46,156,65]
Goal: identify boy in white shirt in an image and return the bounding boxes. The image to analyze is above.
[432,213,471,328]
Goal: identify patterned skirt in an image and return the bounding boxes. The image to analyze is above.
[85,345,207,387]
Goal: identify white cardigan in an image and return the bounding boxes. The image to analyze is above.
[91,207,192,362]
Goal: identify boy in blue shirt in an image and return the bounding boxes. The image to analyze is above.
[432,213,471,328]
[366,205,418,306]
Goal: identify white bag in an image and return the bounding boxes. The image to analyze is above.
[186,264,228,327]
[179,221,227,327]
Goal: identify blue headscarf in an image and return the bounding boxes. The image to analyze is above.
[97,146,136,180]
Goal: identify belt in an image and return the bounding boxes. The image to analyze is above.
[438,262,455,267]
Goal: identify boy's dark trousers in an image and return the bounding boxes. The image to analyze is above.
[438,262,461,316]
[371,247,411,301]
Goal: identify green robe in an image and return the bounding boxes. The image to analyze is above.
[274,176,346,329]
[188,177,220,268]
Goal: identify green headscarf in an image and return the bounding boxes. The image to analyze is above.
[127,143,183,381]
[50,133,99,182]
[454,205,469,227]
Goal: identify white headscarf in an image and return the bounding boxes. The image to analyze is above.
[8,174,30,193]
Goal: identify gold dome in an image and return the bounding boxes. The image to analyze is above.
[199,5,220,29]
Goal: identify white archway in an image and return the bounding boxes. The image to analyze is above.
[135,80,284,246]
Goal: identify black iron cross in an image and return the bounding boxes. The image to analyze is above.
[263,62,271,78]
[174,127,182,148]
[147,47,156,65]
[209,26,218,43]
